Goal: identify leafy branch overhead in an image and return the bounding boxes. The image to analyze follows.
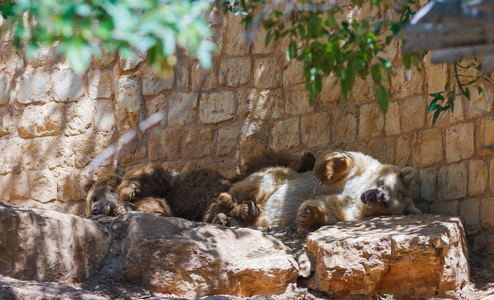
[0,0,216,75]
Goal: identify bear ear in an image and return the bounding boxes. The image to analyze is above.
[404,205,422,215]
[399,167,417,187]
[315,152,353,185]
[82,179,96,193]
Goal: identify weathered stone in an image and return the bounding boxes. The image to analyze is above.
[0,203,110,282]
[182,127,212,158]
[253,58,282,89]
[271,117,300,151]
[411,129,443,168]
[368,137,395,165]
[175,64,190,89]
[473,234,494,269]
[208,5,223,25]
[219,58,252,87]
[450,95,465,124]
[53,68,84,102]
[235,88,254,119]
[115,76,144,131]
[285,85,313,116]
[224,14,250,56]
[18,103,63,138]
[283,59,305,86]
[191,62,218,92]
[476,114,494,156]
[445,123,474,163]
[116,214,298,298]
[432,200,459,216]
[301,112,331,148]
[419,168,437,203]
[94,100,116,133]
[200,91,236,124]
[23,137,74,171]
[73,132,114,169]
[88,69,113,100]
[251,25,283,55]
[117,138,148,167]
[438,162,468,201]
[251,89,284,120]
[168,92,199,127]
[395,135,411,167]
[142,66,174,96]
[359,103,384,138]
[65,100,96,136]
[0,172,29,201]
[465,84,492,119]
[161,128,185,159]
[345,141,369,154]
[306,215,469,299]
[391,66,424,99]
[91,49,117,68]
[384,101,401,136]
[468,159,488,197]
[239,121,270,159]
[28,169,58,203]
[215,126,241,157]
[0,44,24,73]
[320,74,342,105]
[459,198,480,235]
[119,53,146,71]
[0,138,25,174]
[351,76,376,105]
[0,107,13,137]
[144,93,168,127]
[400,96,426,133]
[480,197,494,231]
[0,74,11,105]
[16,70,50,104]
[425,57,448,96]
[332,109,357,145]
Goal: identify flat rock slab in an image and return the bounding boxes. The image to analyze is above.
[306,214,469,299]
[112,213,299,298]
[0,203,110,283]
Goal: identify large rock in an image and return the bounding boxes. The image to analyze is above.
[0,203,110,283]
[110,213,299,298]
[306,215,469,299]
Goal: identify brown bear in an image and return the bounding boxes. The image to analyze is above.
[204,151,421,231]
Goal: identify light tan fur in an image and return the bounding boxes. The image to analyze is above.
[205,151,421,231]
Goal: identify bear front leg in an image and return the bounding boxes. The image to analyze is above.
[297,199,334,232]
[230,201,260,221]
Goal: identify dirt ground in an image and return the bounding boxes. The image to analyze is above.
[1,226,494,300]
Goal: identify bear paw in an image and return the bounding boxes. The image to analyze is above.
[297,205,326,232]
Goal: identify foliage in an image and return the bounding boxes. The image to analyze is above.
[225,0,423,110]
[0,0,215,75]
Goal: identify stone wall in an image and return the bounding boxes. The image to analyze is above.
[0,6,493,260]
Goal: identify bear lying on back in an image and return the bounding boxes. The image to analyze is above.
[204,151,421,231]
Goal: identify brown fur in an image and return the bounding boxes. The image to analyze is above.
[205,151,421,231]
[84,174,122,217]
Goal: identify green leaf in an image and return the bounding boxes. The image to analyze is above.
[65,40,92,73]
[371,64,381,84]
[376,84,389,111]
[341,78,349,102]
[478,86,484,96]
[432,109,441,126]
[265,29,272,46]
[315,74,322,92]
[286,40,297,62]
[326,13,338,28]
[402,53,411,69]
[464,87,471,100]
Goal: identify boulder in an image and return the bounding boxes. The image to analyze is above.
[109,213,299,298]
[0,203,110,283]
[306,214,470,299]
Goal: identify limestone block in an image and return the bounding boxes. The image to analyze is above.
[400,96,426,133]
[468,159,488,197]
[301,112,331,148]
[94,100,116,133]
[162,128,185,159]
[119,53,146,71]
[15,70,50,104]
[432,200,459,216]
[284,59,305,86]
[88,69,113,100]
[175,64,190,89]
[320,74,342,105]
[219,57,252,87]
[250,88,285,120]
[0,107,13,137]
[168,92,199,127]
[23,137,74,171]
[0,172,29,201]
[115,76,144,131]
[28,169,57,203]
[117,138,148,167]
[351,76,376,105]
[0,74,11,105]
[142,65,174,96]
[384,101,401,136]
[73,132,114,169]
[0,138,25,174]
[91,49,117,68]
[200,91,235,124]
[450,95,465,123]
[28,47,63,67]
[235,88,255,118]
[182,127,212,158]
[480,197,494,231]
[438,162,467,201]
[65,100,96,136]
[116,214,298,298]
[53,68,84,102]
[369,137,395,165]
[148,127,166,161]
[239,121,270,159]
[0,203,110,283]
[145,93,168,127]
[55,169,84,203]
[191,62,218,91]
[489,157,494,193]
[358,103,384,138]
[425,57,448,96]
[391,66,424,99]
[476,114,494,156]
[473,233,494,268]
[419,168,437,203]
[148,127,183,161]
[459,198,480,235]
[465,84,493,119]
[332,109,357,145]
[445,123,474,163]
[411,129,443,168]
[285,85,313,116]
[253,58,282,89]
[395,135,411,167]
[208,5,223,25]
[270,117,300,151]
[18,103,63,138]
[215,126,241,157]
[306,215,469,299]
[224,14,250,56]
[0,44,24,73]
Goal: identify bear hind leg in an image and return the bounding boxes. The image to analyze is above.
[297,199,336,232]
